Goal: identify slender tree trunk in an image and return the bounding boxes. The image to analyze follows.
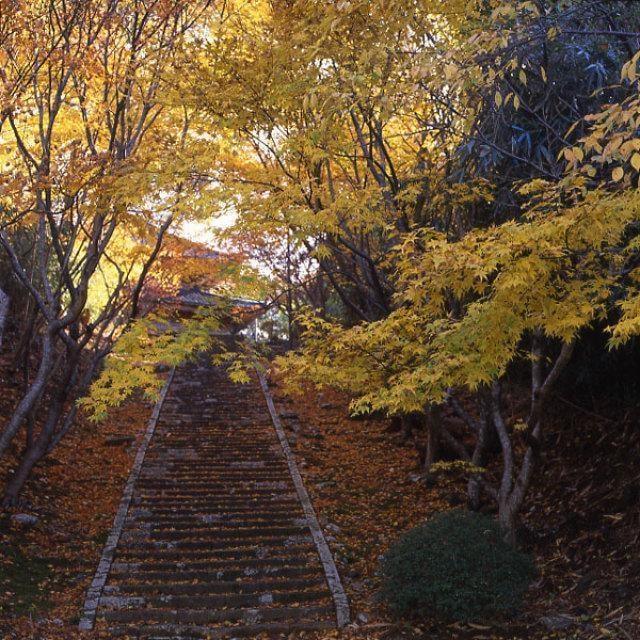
[490,380,519,543]
[2,432,52,507]
[3,402,65,507]
[0,287,9,351]
[286,229,294,347]
[47,349,107,453]
[423,406,441,477]
[25,407,37,451]
[498,504,518,545]
[0,330,57,458]
[400,414,414,443]
[467,394,491,511]
[490,338,575,543]
[46,404,79,455]
[12,304,38,377]
[22,341,64,451]
[3,352,78,506]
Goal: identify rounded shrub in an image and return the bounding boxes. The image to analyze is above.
[380,509,536,622]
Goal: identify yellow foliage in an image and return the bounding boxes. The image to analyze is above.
[83,310,221,421]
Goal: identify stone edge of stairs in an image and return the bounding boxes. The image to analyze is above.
[254,360,350,628]
[78,367,176,631]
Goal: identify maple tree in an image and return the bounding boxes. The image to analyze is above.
[178,0,640,541]
[0,1,640,637]
[0,0,221,505]
[1,0,640,544]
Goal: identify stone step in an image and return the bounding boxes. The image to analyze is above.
[136,524,307,539]
[120,535,309,548]
[82,347,343,636]
[108,566,322,584]
[137,475,291,484]
[115,544,315,562]
[133,490,294,498]
[131,496,299,506]
[130,509,301,525]
[130,499,300,509]
[134,481,292,491]
[101,604,334,625]
[104,577,327,596]
[106,620,336,639]
[125,519,306,532]
[138,468,289,476]
[130,506,300,518]
[99,589,330,610]
[110,556,313,573]
[130,511,301,523]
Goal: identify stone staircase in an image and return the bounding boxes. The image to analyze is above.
[82,352,346,638]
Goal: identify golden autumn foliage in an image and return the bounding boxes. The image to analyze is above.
[2,0,640,552]
[2,2,640,637]
[198,0,640,536]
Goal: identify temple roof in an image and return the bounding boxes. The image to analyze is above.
[165,285,262,309]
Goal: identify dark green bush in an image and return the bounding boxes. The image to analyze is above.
[380,509,535,622]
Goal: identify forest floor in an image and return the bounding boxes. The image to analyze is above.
[0,348,638,639]
[0,352,158,639]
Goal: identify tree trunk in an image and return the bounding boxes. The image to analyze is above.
[423,406,441,477]
[0,330,57,458]
[285,229,295,347]
[3,400,64,507]
[468,424,488,510]
[498,503,518,546]
[12,304,38,384]
[3,353,78,506]
[490,338,575,543]
[467,387,495,510]
[47,349,106,453]
[401,414,414,443]
[25,409,36,451]
[0,288,9,351]
[2,434,51,507]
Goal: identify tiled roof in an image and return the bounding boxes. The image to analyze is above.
[166,286,263,310]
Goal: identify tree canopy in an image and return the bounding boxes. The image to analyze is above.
[2,0,640,539]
